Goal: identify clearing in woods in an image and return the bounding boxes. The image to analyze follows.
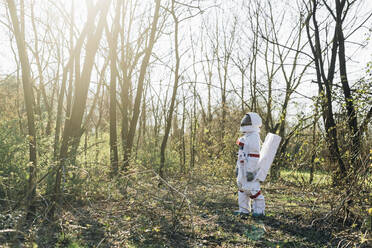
[1,169,369,247]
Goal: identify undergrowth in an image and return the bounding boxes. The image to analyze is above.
[1,162,370,247]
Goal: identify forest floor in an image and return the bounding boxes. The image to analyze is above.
[1,169,370,247]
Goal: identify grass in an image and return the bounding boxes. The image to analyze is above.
[280,168,331,187]
[0,168,370,247]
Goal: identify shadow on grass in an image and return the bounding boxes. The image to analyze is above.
[73,208,114,248]
[32,206,114,247]
[261,215,331,247]
[125,204,194,248]
[195,194,333,248]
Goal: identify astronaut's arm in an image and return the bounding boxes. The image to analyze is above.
[236,138,245,189]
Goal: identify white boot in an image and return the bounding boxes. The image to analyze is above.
[238,191,251,214]
[252,194,265,216]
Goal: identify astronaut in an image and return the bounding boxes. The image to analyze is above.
[235,112,265,217]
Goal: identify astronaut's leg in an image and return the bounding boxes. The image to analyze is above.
[252,193,265,216]
[238,190,251,213]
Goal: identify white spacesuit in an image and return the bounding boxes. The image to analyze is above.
[235,112,281,217]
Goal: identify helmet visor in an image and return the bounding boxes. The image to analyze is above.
[241,114,252,126]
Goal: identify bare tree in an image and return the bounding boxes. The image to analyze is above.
[122,0,161,169]
[304,0,372,180]
[106,0,122,175]
[50,0,112,217]
[158,0,182,179]
[213,17,236,141]
[6,0,37,218]
[262,2,311,179]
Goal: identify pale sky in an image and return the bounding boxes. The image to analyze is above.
[0,0,371,122]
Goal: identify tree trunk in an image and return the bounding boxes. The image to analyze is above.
[306,0,346,180]
[335,0,360,169]
[50,1,112,218]
[107,0,122,175]
[181,94,186,173]
[309,103,319,184]
[159,0,179,179]
[123,0,161,169]
[7,0,37,218]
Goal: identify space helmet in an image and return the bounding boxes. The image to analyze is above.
[240,112,262,133]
